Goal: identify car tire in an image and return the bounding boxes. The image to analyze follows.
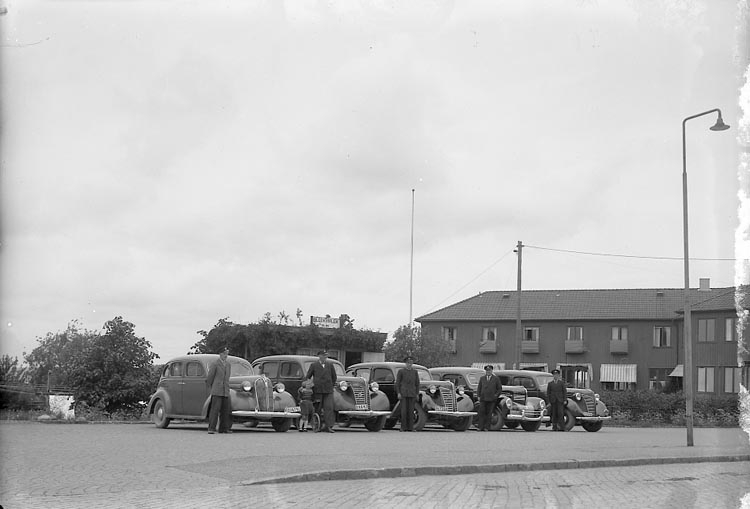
[582,421,603,432]
[271,418,292,432]
[312,413,322,432]
[242,419,259,428]
[364,415,387,432]
[521,421,541,432]
[451,416,472,432]
[384,418,397,430]
[152,400,170,429]
[563,408,576,431]
[505,421,520,429]
[489,406,505,431]
[413,405,428,431]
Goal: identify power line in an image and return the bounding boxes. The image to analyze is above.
[423,249,515,314]
[524,244,735,261]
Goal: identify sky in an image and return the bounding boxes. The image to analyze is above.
[1,0,748,363]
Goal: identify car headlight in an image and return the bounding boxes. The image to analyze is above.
[594,393,600,401]
[428,385,437,394]
[505,398,512,409]
[339,381,349,391]
[242,381,252,392]
[457,385,465,395]
[574,393,582,401]
[369,382,379,392]
[539,400,545,409]
[274,383,285,393]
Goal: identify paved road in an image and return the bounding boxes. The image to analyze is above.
[1,421,749,508]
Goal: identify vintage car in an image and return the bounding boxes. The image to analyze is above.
[347,362,477,431]
[251,355,392,431]
[429,366,545,432]
[496,369,611,432]
[147,354,301,432]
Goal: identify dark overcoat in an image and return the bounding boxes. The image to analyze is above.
[547,379,567,404]
[206,358,231,397]
[395,367,420,398]
[476,374,503,402]
[305,361,337,394]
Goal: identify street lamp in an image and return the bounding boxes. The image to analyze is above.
[681,108,729,447]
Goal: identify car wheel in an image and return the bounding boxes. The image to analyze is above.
[271,418,292,432]
[563,408,576,431]
[521,421,541,432]
[242,419,259,428]
[505,421,520,429]
[384,418,397,430]
[451,416,472,432]
[339,419,352,428]
[413,405,428,431]
[489,406,505,431]
[364,415,387,432]
[312,413,322,432]
[472,402,481,428]
[582,421,603,432]
[152,400,170,429]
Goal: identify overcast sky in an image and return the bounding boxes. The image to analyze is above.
[1,0,747,362]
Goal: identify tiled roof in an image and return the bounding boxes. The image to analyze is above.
[689,286,748,312]
[416,287,737,322]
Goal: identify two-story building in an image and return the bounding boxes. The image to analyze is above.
[416,279,748,394]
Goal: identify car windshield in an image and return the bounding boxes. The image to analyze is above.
[465,372,483,385]
[535,373,554,386]
[230,361,254,377]
[303,361,346,376]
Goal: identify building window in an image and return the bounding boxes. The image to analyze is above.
[698,319,715,342]
[697,367,715,393]
[442,327,457,353]
[725,318,737,342]
[567,326,583,341]
[648,368,671,390]
[724,367,742,393]
[601,382,632,391]
[653,326,671,347]
[482,327,497,342]
[611,327,628,341]
[523,327,539,341]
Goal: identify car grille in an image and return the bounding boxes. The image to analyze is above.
[583,394,596,414]
[352,384,368,407]
[254,378,274,412]
[438,387,456,411]
[524,409,542,419]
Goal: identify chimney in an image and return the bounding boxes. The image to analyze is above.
[698,278,711,292]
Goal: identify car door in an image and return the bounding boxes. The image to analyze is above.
[371,367,398,407]
[162,361,184,415]
[182,360,208,417]
[279,361,304,402]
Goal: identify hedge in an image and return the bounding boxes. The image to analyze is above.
[599,390,740,427]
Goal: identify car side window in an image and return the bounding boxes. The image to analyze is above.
[351,368,370,381]
[372,368,394,383]
[498,375,510,385]
[260,362,279,378]
[169,363,182,377]
[186,362,205,377]
[280,362,302,378]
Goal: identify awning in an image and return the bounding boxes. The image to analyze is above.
[669,364,683,377]
[520,363,549,372]
[600,364,637,383]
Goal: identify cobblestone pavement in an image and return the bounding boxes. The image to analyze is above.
[5,461,750,508]
[1,422,748,508]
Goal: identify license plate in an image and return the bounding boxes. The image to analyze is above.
[285,407,300,413]
[355,404,368,410]
[434,406,447,411]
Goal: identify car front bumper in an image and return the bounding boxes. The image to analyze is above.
[337,410,392,418]
[232,410,301,419]
[428,411,477,418]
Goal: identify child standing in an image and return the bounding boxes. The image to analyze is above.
[298,379,315,432]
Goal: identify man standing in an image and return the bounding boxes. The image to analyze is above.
[476,365,502,431]
[547,368,567,431]
[305,350,337,433]
[206,347,232,434]
[395,356,420,432]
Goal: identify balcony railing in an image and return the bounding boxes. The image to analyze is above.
[479,340,497,353]
[521,340,539,354]
[564,340,585,354]
[609,339,629,355]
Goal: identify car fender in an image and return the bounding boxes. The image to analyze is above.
[272,391,297,411]
[149,389,176,416]
[527,396,545,410]
[370,391,391,412]
[595,399,609,417]
[456,395,475,412]
[565,397,585,416]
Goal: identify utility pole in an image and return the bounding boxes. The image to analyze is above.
[514,241,523,369]
[409,189,415,332]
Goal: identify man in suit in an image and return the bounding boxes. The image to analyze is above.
[476,365,503,431]
[305,350,337,433]
[547,368,567,431]
[206,347,232,434]
[395,356,421,432]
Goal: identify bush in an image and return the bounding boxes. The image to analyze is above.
[600,390,739,427]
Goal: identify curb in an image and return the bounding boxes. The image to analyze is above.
[243,454,750,485]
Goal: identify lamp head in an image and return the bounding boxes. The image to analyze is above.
[709,113,730,131]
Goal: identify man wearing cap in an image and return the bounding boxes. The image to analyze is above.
[395,356,420,432]
[476,365,502,431]
[547,369,567,431]
[305,350,337,433]
[206,347,232,434]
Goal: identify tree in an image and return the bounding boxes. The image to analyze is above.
[383,325,452,368]
[24,320,98,388]
[0,355,36,410]
[66,316,159,414]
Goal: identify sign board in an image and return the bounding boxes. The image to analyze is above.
[311,316,340,329]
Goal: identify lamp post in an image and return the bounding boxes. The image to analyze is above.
[681,108,729,447]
